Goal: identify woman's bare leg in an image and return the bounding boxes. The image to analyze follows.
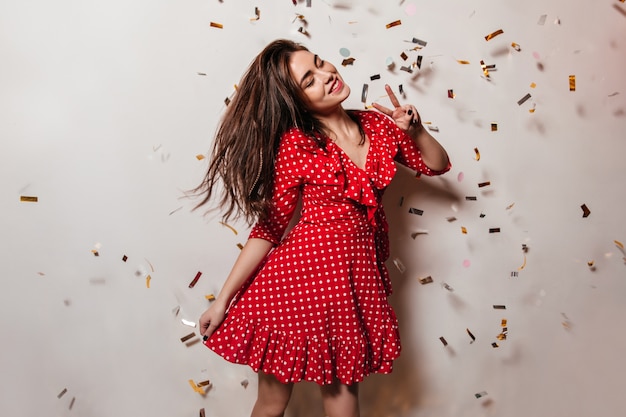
[250,371,294,417]
[320,380,360,417]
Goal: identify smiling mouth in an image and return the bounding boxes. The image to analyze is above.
[330,78,343,94]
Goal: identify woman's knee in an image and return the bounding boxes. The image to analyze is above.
[251,372,294,417]
[320,380,360,417]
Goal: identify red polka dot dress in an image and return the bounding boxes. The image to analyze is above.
[205,110,450,385]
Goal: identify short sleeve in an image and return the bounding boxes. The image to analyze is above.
[248,132,306,245]
[375,112,451,176]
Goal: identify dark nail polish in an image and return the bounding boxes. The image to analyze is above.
[407,109,413,115]
[203,335,208,341]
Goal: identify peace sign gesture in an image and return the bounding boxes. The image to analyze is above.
[372,84,421,132]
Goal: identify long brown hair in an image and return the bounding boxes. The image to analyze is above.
[193,39,365,224]
[192,39,333,224]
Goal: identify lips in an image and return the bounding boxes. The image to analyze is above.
[329,78,343,94]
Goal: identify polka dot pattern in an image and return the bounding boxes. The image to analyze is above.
[205,111,450,386]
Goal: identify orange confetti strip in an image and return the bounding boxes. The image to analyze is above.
[569,75,576,91]
[474,147,481,161]
[484,29,504,41]
[511,42,521,51]
[457,60,471,65]
[518,254,527,270]
[461,226,468,234]
[196,154,205,160]
[210,22,223,29]
[386,19,402,29]
[188,379,206,395]
[219,221,238,235]
[20,196,38,202]
[146,275,151,288]
[237,243,244,250]
[615,240,625,250]
[205,294,216,301]
[530,82,537,88]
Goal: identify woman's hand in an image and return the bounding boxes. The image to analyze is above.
[371,84,421,132]
[199,301,227,341]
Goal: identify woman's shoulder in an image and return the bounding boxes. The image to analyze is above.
[352,109,394,128]
[280,127,321,153]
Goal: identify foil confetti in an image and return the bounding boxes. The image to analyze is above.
[491,123,498,131]
[189,271,202,288]
[489,228,501,233]
[478,181,491,188]
[474,147,481,160]
[57,388,68,399]
[386,20,402,29]
[511,42,521,51]
[517,93,532,106]
[205,294,216,301]
[393,257,406,273]
[409,207,424,216]
[484,29,504,41]
[439,336,448,346]
[467,328,476,343]
[569,75,576,91]
[448,89,455,99]
[219,221,238,235]
[361,84,369,103]
[581,204,591,218]
[181,332,196,343]
[419,276,433,285]
[493,305,506,310]
[341,58,355,66]
[20,196,38,202]
[210,22,223,29]
[412,37,428,46]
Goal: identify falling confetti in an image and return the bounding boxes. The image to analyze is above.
[146,275,151,288]
[189,271,202,288]
[409,207,424,216]
[419,276,433,285]
[581,204,591,218]
[474,147,481,160]
[219,221,238,235]
[361,84,369,103]
[491,123,498,131]
[205,294,216,301]
[484,29,504,41]
[181,332,196,343]
[467,328,476,343]
[478,181,491,188]
[210,22,223,29]
[511,42,521,51]
[447,89,455,99]
[341,57,356,66]
[393,257,406,273]
[20,196,38,202]
[517,93,532,106]
[386,20,402,29]
[439,336,448,346]
[569,75,576,91]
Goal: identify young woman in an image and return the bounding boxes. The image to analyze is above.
[195,39,450,417]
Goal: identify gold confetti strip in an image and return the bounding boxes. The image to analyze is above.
[180,332,196,343]
[57,388,68,399]
[250,7,260,21]
[581,204,591,218]
[20,195,38,202]
[189,271,202,288]
[188,379,206,395]
[518,255,527,271]
[530,82,537,88]
[447,89,455,99]
[461,226,468,234]
[457,59,471,65]
[467,328,476,343]
[439,336,448,346]
[386,19,402,29]
[419,276,433,285]
[506,202,515,210]
[491,123,498,131]
[146,275,151,288]
[219,221,238,235]
[511,42,521,51]
[400,52,408,61]
[196,154,205,160]
[474,147,481,161]
[197,380,211,387]
[205,294,216,301]
[478,181,491,188]
[615,240,625,250]
[569,75,576,91]
[484,29,504,41]
[237,243,244,250]
[210,22,223,29]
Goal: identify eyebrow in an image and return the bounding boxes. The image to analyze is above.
[299,54,320,86]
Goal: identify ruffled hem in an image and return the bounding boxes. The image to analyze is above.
[204,314,401,386]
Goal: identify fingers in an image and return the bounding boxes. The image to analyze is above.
[371,102,392,116]
[384,84,402,108]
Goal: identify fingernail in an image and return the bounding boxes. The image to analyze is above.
[407,109,413,115]
[202,335,208,341]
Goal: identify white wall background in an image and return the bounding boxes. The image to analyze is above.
[1,0,625,416]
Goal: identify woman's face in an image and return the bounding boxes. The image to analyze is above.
[288,50,350,116]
